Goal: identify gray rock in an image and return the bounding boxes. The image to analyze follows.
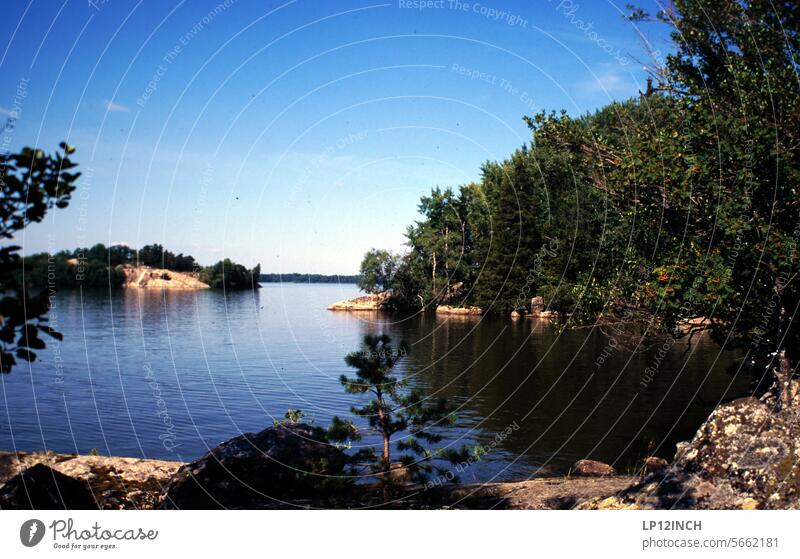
[161,423,347,509]
[676,396,800,508]
[0,463,96,509]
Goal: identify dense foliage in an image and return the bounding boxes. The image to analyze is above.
[1,142,79,373]
[199,259,261,290]
[359,0,799,399]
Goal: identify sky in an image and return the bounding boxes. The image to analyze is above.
[1,0,673,274]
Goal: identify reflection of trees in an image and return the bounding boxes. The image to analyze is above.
[359,317,746,471]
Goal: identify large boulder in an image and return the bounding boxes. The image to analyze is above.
[161,423,347,509]
[0,464,96,509]
[581,393,800,510]
[675,396,800,508]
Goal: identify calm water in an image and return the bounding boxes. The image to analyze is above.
[0,284,749,481]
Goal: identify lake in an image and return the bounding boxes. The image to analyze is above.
[0,284,749,482]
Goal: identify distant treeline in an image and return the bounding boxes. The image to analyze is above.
[259,273,360,284]
[22,243,260,290]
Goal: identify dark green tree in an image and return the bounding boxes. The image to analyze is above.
[357,249,399,294]
[330,335,467,499]
[200,258,261,290]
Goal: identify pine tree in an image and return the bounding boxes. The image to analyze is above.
[330,335,467,500]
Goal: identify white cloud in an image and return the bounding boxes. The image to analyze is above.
[0,106,18,117]
[582,71,638,95]
[104,99,130,113]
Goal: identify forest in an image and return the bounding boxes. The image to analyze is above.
[358,1,799,401]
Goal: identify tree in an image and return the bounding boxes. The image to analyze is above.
[108,243,135,266]
[330,335,467,499]
[137,244,164,267]
[405,186,485,306]
[472,150,548,314]
[357,249,399,294]
[200,259,261,290]
[617,0,800,404]
[0,142,80,373]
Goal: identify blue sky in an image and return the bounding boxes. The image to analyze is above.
[1,0,672,274]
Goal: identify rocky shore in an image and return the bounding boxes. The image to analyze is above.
[0,449,637,510]
[2,383,798,509]
[436,305,483,316]
[0,452,181,509]
[327,292,391,311]
[120,265,210,290]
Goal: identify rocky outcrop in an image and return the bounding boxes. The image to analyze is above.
[572,459,617,477]
[161,423,348,509]
[120,265,209,289]
[0,451,181,509]
[436,305,483,316]
[328,292,392,311]
[0,463,96,509]
[675,395,800,508]
[580,384,800,509]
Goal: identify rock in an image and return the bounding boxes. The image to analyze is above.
[675,396,800,508]
[531,296,545,312]
[573,459,617,477]
[120,265,209,289]
[643,456,669,474]
[0,451,181,510]
[510,310,521,319]
[0,464,96,509]
[674,441,690,460]
[741,497,759,510]
[576,495,640,510]
[328,292,392,311]
[436,305,483,316]
[600,394,800,509]
[161,423,347,509]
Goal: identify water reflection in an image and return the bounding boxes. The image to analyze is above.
[0,285,748,481]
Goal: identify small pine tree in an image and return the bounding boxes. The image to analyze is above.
[329,335,467,500]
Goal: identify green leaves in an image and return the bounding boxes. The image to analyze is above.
[337,335,460,493]
[1,143,81,374]
[357,249,400,294]
[199,258,260,290]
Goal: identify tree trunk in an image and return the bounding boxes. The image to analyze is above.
[776,348,794,410]
[774,285,794,409]
[376,396,391,501]
[431,252,437,298]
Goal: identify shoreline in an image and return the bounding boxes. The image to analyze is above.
[4,389,795,510]
[0,450,636,510]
